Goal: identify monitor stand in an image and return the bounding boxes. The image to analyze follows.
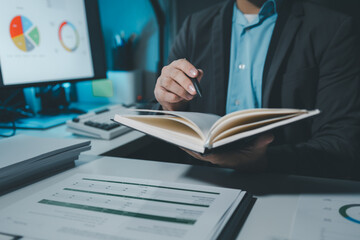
[0,85,85,130]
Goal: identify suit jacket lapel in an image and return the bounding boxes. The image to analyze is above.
[211,0,233,116]
[262,0,304,107]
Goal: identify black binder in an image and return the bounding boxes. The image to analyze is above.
[217,193,256,240]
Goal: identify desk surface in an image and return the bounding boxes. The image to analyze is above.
[1,123,360,239]
[0,124,145,156]
[1,155,360,240]
[0,102,146,156]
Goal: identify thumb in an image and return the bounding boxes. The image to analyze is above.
[254,133,274,148]
[197,69,204,82]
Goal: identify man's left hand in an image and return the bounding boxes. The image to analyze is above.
[182,134,274,172]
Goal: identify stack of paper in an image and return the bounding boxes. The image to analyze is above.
[0,135,91,194]
[0,174,252,240]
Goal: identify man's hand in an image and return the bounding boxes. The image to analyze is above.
[154,59,203,111]
[182,134,274,172]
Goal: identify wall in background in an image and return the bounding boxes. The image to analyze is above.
[78,0,227,103]
[77,0,172,103]
[98,0,158,101]
[99,0,157,72]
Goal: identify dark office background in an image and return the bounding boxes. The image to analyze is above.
[1,0,359,107]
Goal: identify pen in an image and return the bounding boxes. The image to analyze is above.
[190,77,202,98]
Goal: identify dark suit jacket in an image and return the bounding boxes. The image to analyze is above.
[167,0,360,179]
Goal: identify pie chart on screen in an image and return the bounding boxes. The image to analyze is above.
[59,21,79,52]
[10,15,40,52]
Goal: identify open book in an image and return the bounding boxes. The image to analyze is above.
[114,108,320,154]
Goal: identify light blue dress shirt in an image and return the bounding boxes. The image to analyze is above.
[226,0,279,114]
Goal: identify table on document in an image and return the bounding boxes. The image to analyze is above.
[0,173,245,240]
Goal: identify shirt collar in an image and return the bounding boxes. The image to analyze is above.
[233,0,281,25]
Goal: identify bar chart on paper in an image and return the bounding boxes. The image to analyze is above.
[0,174,245,240]
[290,195,360,240]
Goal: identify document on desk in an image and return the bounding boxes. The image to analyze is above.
[290,194,360,240]
[0,174,247,240]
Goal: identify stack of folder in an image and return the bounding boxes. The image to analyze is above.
[0,135,91,194]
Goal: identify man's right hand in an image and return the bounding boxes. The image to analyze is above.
[154,59,203,111]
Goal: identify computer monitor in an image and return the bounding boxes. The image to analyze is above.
[0,0,106,129]
[0,0,106,88]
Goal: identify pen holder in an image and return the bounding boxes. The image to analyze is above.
[106,70,142,105]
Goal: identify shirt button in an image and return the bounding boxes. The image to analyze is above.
[238,64,246,70]
[235,100,240,106]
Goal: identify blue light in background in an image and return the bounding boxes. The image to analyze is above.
[98,0,159,72]
[76,0,164,104]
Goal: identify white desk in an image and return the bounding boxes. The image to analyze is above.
[0,101,146,156]
[1,125,360,239]
[0,156,295,239]
[5,124,145,156]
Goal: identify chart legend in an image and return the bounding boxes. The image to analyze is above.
[10,15,40,52]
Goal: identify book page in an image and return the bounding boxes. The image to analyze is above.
[124,115,204,140]
[126,116,203,139]
[114,114,206,153]
[0,174,245,240]
[128,109,221,139]
[212,110,320,148]
[211,114,297,143]
[209,108,306,138]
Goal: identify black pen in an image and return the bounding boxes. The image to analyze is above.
[190,77,202,98]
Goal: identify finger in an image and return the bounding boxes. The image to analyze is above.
[161,65,197,96]
[155,86,183,104]
[171,59,199,79]
[197,69,204,82]
[253,134,274,148]
[167,69,198,96]
[160,76,194,101]
[180,147,207,161]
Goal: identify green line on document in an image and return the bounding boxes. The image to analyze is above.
[39,199,196,225]
[64,188,209,207]
[82,178,220,195]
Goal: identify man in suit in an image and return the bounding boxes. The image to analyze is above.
[154,0,360,179]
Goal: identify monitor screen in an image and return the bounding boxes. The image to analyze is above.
[0,0,106,88]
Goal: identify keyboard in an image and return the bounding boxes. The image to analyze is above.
[66,104,132,140]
